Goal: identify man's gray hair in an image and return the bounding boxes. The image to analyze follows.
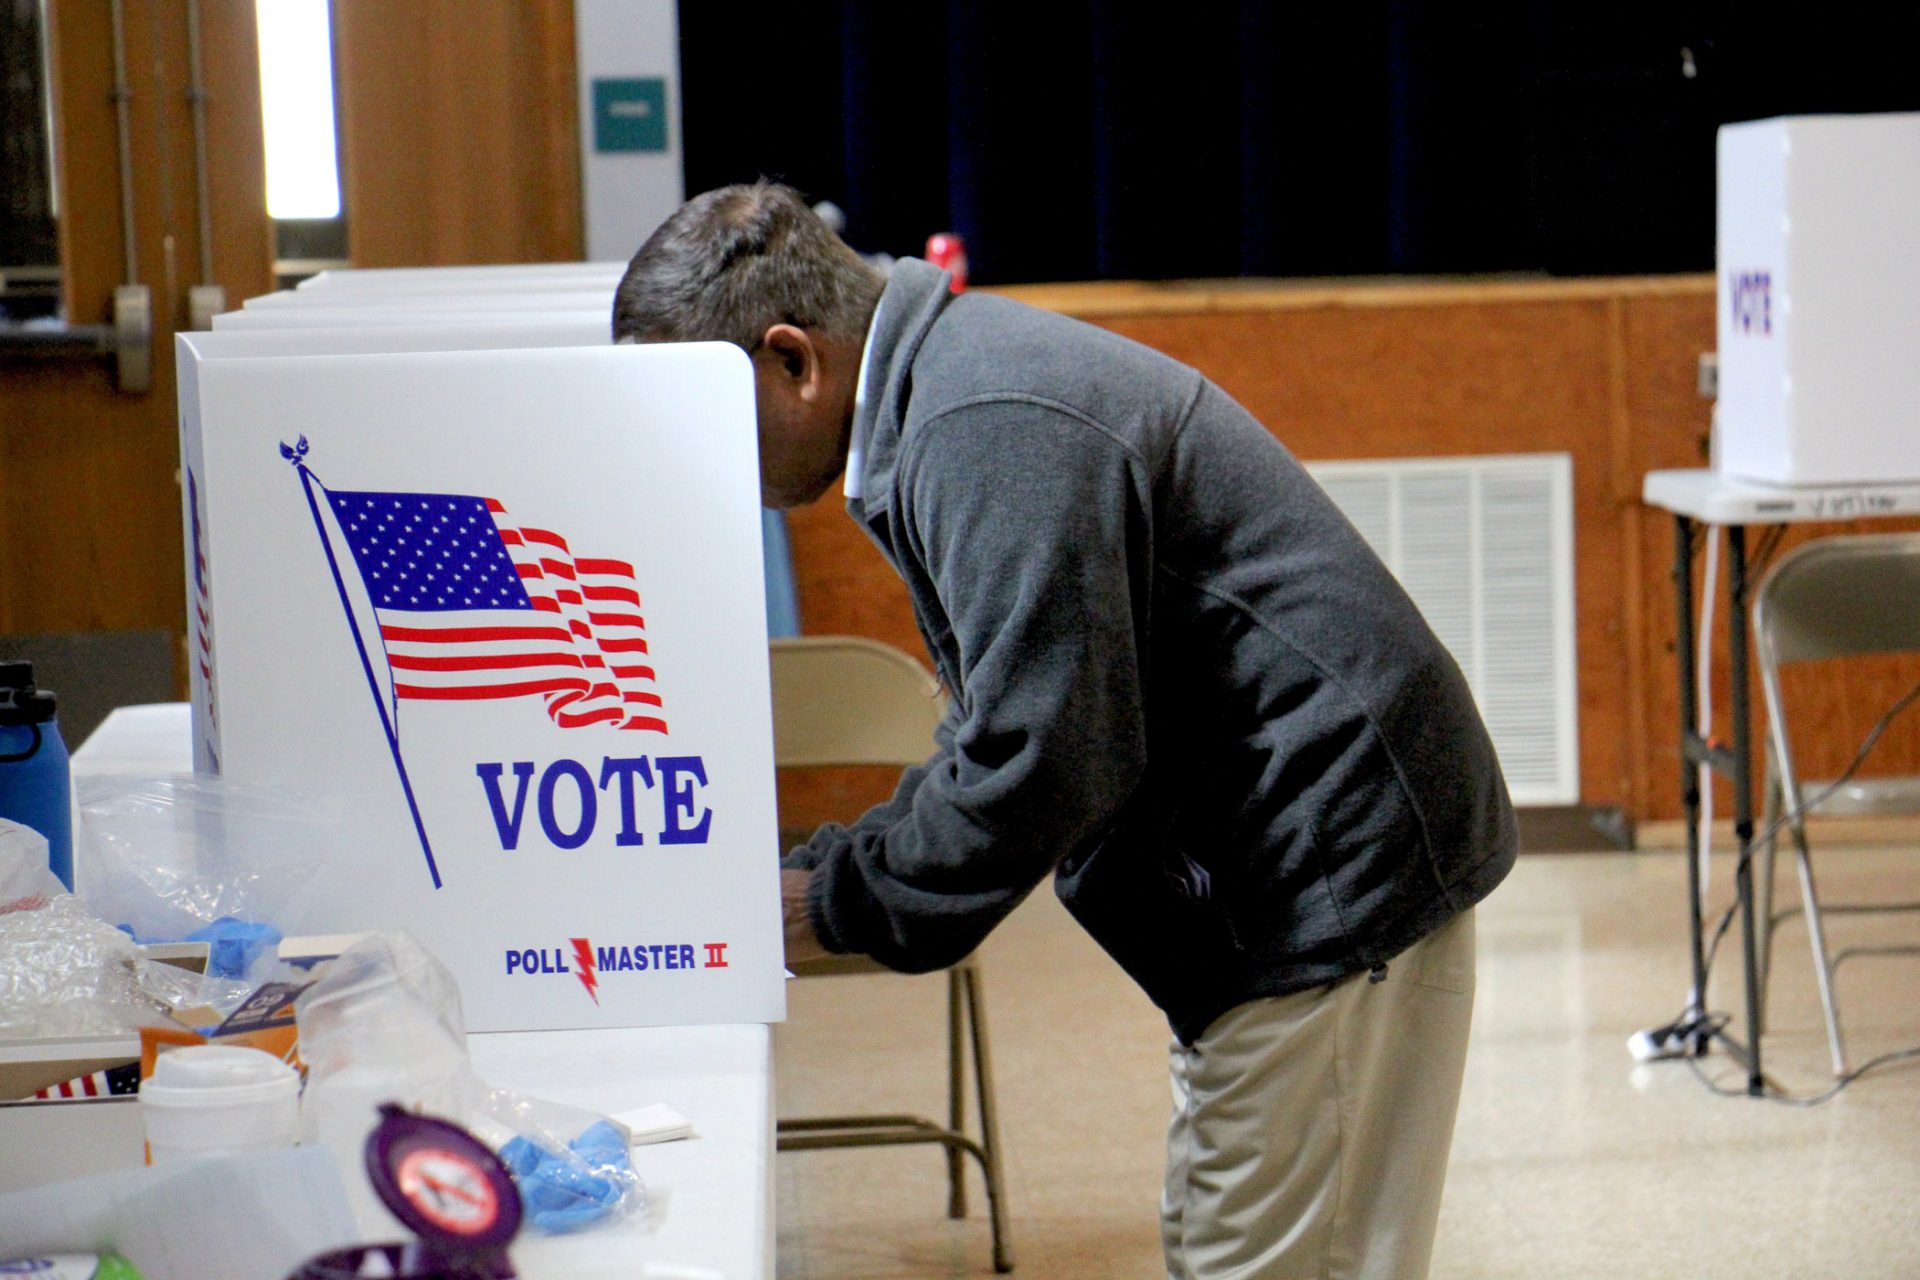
[612,181,886,350]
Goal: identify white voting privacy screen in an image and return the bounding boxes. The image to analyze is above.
[175,340,784,1032]
[295,262,621,291]
[241,288,615,312]
[212,308,611,332]
[177,325,618,771]
[1715,111,1920,486]
[180,323,611,361]
[295,263,625,296]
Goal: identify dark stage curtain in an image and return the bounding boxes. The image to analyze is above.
[679,3,1920,284]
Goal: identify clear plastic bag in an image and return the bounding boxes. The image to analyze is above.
[0,816,62,903]
[0,887,264,1039]
[76,774,335,975]
[470,1086,644,1234]
[296,932,472,1176]
[0,890,150,1035]
[136,951,259,1028]
[296,932,644,1235]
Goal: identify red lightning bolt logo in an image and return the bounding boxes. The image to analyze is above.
[570,937,599,1004]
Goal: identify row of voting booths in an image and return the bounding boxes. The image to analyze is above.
[179,266,787,1033]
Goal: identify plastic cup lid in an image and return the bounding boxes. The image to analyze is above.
[143,1045,299,1106]
[363,1103,521,1252]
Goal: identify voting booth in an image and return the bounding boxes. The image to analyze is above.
[291,263,624,295]
[175,328,785,1033]
[1715,111,1920,486]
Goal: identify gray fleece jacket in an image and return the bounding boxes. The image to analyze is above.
[786,259,1516,1044]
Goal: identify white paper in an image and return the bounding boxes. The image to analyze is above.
[615,1102,693,1144]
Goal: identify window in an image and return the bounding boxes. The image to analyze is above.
[257,0,346,282]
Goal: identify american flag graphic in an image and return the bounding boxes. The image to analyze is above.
[189,468,216,726]
[324,488,668,733]
[33,1062,141,1101]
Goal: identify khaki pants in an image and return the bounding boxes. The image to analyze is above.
[1162,910,1476,1280]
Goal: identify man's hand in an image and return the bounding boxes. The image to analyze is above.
[782,867,830,966]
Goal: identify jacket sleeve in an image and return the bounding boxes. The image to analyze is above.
[780,704,958,872]
[793,400,1155,972]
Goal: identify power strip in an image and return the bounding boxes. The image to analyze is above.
[1628,1023,1697,1062]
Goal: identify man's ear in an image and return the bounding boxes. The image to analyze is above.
[760,323,818,393]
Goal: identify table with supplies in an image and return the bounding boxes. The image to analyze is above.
[67,702,774,1280]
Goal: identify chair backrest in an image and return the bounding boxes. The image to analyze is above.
[1753,533,1920,669]
[768,636,946,768]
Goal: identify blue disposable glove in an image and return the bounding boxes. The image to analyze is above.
[498,1120,638,1233]
[118,915,282,980]
[185,916,283,979]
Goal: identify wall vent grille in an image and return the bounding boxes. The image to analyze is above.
[1306,453,1579,805]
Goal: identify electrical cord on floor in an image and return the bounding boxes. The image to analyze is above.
[1684,1041,1920,1106]
[1639,676,1920,1105]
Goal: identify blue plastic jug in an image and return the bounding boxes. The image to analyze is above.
[0,660,73,891]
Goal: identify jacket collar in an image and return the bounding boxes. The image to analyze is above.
[846,257,954,526]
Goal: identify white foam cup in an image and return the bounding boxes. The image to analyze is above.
[141,1044,301,1162]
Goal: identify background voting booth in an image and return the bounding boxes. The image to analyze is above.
[1711,113,1920,488]
[235,290,619,316]
[209,264,620,332]
[290,264,625,294]
[211,308,610,332]
[1642,111,1920,1093]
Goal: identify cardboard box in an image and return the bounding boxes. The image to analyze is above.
[0,1035,140,1103]
[0,947,208,1192]
[0,1090,144,1193]
[1715,112,1920,486]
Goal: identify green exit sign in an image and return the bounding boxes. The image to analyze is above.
[593,78,668,154]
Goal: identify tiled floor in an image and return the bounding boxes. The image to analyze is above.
[773,845,1920,1278]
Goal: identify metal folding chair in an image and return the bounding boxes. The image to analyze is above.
[770,636,1013,1272]
[1752,532,1920,1077]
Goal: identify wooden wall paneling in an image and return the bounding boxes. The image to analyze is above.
[1605,298,1651,819]
[786,286,1638,811]
[775,763,908,849]
[786,498,918,657]
[1097,298,1637,814]
[331,0,583,268]
[199,0,275,308]
[782,277,1920,826]
[9,0,162,643]
[2,1,271,686]
[1622,289,1717,824]
[4,2,116,638]
[1773,649,1920,789]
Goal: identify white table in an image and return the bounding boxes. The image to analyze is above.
[71,704,774,1280]
[1641,468,1920,1094]
[1642,469,1920,526]
[471,1026,772,1280]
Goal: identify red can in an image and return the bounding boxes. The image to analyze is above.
[924,233,968,293]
